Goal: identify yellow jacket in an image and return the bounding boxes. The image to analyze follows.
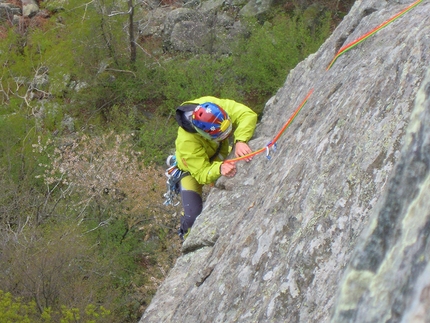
[175,96,257,184]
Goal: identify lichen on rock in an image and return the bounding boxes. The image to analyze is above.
[140,1,430,322]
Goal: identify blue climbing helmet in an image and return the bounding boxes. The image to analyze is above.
[191,102,232,142]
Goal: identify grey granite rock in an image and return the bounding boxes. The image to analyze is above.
[141,1,430,322]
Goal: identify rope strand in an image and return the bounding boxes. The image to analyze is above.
[326,0,424,70]
[224,0,423,164]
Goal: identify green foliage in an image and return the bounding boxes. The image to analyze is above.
[23,131,181,320]
[0,290,111,323]
[135,116,178,165]
[0,112,40,182]
[81,218,146,321]
[160,55,226,108]
[0,17,78,107]
[228,11,331,111]
[88,218,142,276]
[0,290,35,323]
[233,20,294,105]
[0,0,133,115]
[0,217,115,322]
[0,2,338,322]
[6,6,331,167]
[139,10,332,119]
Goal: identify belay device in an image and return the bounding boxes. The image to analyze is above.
[163,155,188,206]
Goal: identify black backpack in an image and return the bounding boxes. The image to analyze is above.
[175,104,198,133]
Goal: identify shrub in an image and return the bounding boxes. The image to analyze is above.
[29,131,182,321]
[0,290,111,323]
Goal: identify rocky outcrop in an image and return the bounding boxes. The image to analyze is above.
[1,0,328,55]
[331,65,430,322]
[139,1,330,54]
[139,0,341,55]
[0,0,39,19]
[141,0,430,322]
[22,0,38,17]
[139,0,251,54]
[0,1,20,23]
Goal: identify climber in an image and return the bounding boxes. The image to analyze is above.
[174,96,257,240]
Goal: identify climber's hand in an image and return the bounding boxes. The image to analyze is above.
[235,141,253,162]
[221,162,237,177]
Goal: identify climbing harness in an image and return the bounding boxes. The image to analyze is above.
[223,0,424,163]
[163,142,223,206]
[163,155,189,206]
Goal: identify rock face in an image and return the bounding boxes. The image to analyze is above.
[139,0,327,54]
[22,0,39,18]
[141,3,250,54]
[141,0,430,322]
[0,1,20,22]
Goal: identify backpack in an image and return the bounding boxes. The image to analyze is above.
[175,104,198,133]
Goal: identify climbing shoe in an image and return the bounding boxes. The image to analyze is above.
[183,229,191,240]
[177,228,185,241]
[177,228,190,241]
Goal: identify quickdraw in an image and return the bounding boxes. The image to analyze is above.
[163,156,189,206]
[224,88,314,163]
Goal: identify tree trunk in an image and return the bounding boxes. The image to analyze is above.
[128,0,136,65]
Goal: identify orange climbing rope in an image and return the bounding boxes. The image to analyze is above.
[225,89,314,163]
[326,0,424,70]
[224,0,424,163]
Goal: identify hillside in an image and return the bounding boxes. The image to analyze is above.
[141,0,430,322]
[1,0,359,321]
